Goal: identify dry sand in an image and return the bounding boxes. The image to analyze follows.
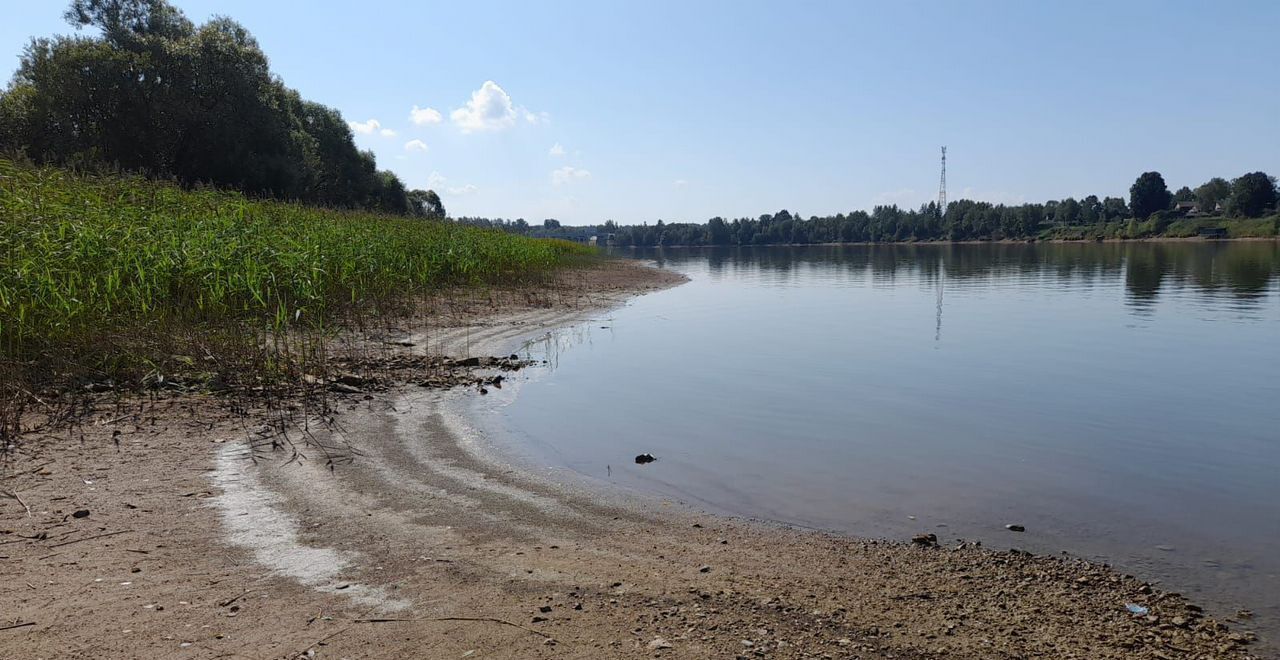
[0,259,1266,659]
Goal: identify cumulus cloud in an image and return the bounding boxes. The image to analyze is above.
[426,171,477,195]
[379,128,397,137]
[404,139,429,152]
[451,81,517,132]
[450,81,544,133]
[549,142,566,157]
[348,118,382,135]
[410,105,442,125]
[552,166,591,186]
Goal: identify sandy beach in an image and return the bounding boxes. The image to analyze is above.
[0,259,1266,659]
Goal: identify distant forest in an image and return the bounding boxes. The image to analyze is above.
[460,170,1278,246]
[0,0,444,218]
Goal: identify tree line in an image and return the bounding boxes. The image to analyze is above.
[445,171,1276,247]
[604,171,1276,247]
[0,0,446,218]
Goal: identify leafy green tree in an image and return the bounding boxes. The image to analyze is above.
[1080,195,1102,224]
[1194,177,1231,214]
[1102,196,1129,221]
[1,0,409,213]
[1172,186,1195,204]
[1053,197,1081,225]
[408,189,445,219]
[1225,172,1278,218]
[1129,172,1172,220]
[707,216,730,244]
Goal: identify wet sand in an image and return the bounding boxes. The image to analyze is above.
[0,259,1266,659]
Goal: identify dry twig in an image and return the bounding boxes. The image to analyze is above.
[1,489,31,516]
[353,616,551,638]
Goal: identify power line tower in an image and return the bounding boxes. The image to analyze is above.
[937,146,947,217]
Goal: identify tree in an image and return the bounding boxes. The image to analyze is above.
[408,189,445,219]
[706,216,730,244]
[1172,186,1195,204]
[1080,195,1102,224]
[1,0,410,213]
[1129,172,1172,220]
[1194,177,1231,214]
[1053,197,1081,225]
[1225,172,1277,218]
[1102,196,1129,221]
[543,219,561,229]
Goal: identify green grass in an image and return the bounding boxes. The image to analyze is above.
[0,159,592,402]
[1041,215,1278,241]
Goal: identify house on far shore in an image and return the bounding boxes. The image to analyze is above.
[1173,200,1201,217]
[590,232,615,246]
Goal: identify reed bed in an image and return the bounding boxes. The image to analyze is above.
[0,159,592,441]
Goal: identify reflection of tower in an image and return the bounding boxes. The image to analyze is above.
[938,146,947,216]
[935,268,944,343]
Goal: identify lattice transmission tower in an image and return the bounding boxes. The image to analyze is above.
[937,146,947,216]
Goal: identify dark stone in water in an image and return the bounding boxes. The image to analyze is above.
[1005,524,1025,532]
[911,533,938,547]
[635,453,657,465]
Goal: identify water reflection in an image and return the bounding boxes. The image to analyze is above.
[499,240,1280,646]
[630,241,1280,315]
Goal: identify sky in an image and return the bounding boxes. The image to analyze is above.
[3,1,1278,225]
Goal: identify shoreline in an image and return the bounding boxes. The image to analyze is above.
[0,258,1267,658]
[605,235,1279,249]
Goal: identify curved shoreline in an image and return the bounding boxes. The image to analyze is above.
[1,259,1267,658]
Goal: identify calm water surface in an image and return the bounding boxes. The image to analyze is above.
[482,242,1280,638]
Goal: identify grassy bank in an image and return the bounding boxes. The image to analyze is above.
[1041,215,1278,241]
[0,160,592,435]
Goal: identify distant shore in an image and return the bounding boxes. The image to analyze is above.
[0,258,1266,659]
[605,235,1280,249]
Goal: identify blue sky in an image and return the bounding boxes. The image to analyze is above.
[3,1,1278,225]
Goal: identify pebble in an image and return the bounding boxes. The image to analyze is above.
[1005,524,1025,533]
[647,637,673,650]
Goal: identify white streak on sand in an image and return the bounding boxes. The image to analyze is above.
[209,443,408,610]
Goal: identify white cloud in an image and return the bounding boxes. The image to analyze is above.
[379,128,397,137]
[348,118,382,135]
[549,142,566,157]
[426,171,476,195]
[673,179,688,188]
[552,166,591,186]
[450,81,543,133]
[410,105,442,126]
[404,139,429,152]
[451,81,517,132]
